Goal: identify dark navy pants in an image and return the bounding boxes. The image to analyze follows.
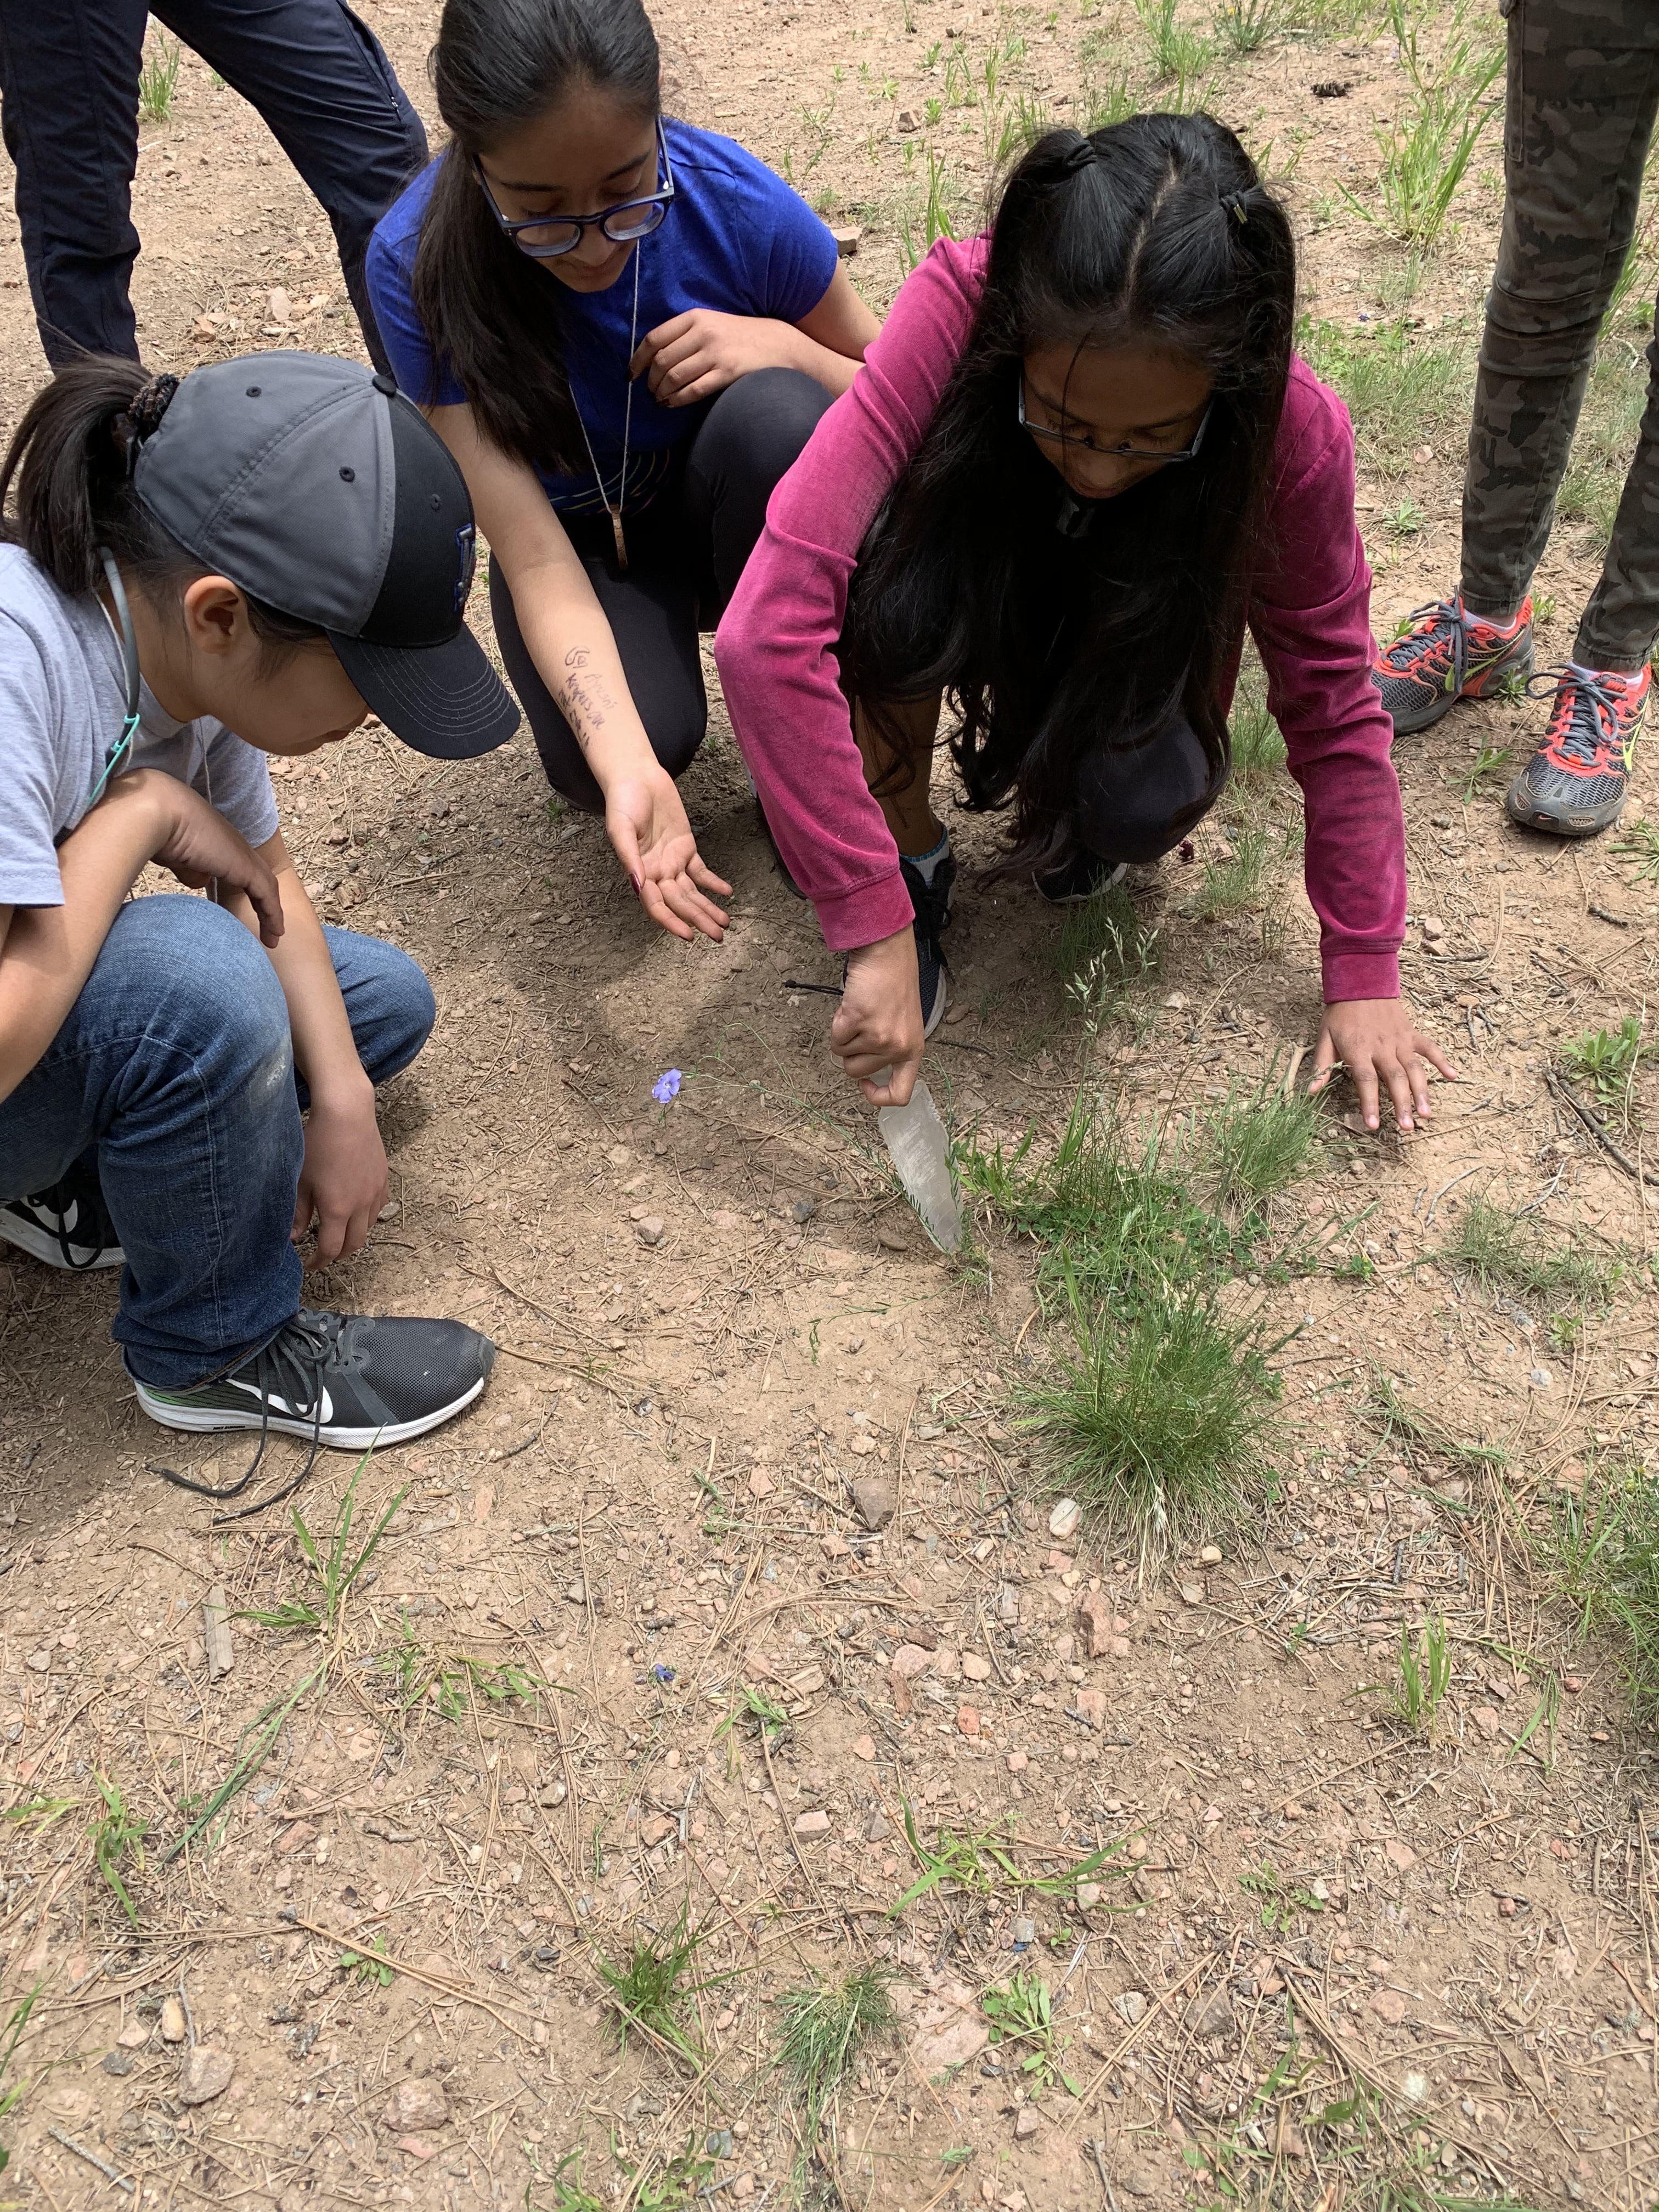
[0,0,427,371]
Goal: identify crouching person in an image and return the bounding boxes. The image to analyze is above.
[0,351,521,1502]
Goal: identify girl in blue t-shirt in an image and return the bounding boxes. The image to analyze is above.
[366,0,879,943]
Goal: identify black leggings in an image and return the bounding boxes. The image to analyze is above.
[1072,708,1227,864]
[490,365,834,812]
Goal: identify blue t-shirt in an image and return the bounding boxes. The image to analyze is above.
[366,122,839,515]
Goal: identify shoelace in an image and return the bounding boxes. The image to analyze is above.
[1384,596,1469,692]
[24,1176,113,1272]
[1527,668,1633,768]
[153,1311,340,1522]
[900,855,953,946]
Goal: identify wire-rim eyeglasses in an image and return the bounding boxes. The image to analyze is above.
[476,118,676,260]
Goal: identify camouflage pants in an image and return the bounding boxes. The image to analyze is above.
[1461,0,1659,667]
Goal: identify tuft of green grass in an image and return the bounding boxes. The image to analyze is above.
[1563,1014,1644,1121]
[1547,1462,1659,1719]
[338,1933,394,1988]
[1199,1069,1323,1215]
[1370,1615,1452,1735]
[718,1680,791,1741]
[1213,0,1283,52]
[138,36,183,123]
[1193,821,1273,916]
[1341,0,1502,249]
[543,2150,607,2211]
[1455,742,1513,799]
[1056,883,1161,1038]
[0,1972,40,2188]
[1437,1195,1625,1307]
[1300,316,1468,477]
[1384,494,1425,537]
[777,1968,895,2135]
[983,1971,1079,2094]
[1135,0,1212,84]
[596,1906,721,2067]
[1559,346,1649,540]
[89,1775,145,1927]
[1021,1291,1267,1571]
[239,1453,402,1637]
[1614,817,1659,884]
[1229,667,1288,788]
[890,1802,1128,1914]
[1240,1859,1327,1933]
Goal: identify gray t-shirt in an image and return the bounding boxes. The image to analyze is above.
[0,542,279,908]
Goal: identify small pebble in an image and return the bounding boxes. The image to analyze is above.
[1048,1498,1081,1539]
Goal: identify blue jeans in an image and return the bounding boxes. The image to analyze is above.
[0,897,434,1391]
[0,0,426,372]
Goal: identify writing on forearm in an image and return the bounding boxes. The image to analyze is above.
[557,647,622,754]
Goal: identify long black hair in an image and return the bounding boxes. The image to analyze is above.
[413,0,661,470]
[0,356,323,663]
[839,112,1295,874]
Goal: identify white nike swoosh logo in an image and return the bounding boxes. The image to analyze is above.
[230,1379,334,1423]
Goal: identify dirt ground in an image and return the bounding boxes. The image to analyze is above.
[4,5,1659,2210]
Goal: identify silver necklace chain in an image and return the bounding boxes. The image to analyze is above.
[569,237,642,573]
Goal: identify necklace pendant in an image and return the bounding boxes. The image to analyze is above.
[609,503,628,575]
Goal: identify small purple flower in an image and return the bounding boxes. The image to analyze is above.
[652,1069,682,1105]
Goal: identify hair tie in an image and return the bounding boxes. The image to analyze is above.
[1220,188,1251,227]
[128,372,180,440]
[1057,134,1098,178]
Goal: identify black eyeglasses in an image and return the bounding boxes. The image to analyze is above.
[1018,376,1213,464]
[476,120,676,260]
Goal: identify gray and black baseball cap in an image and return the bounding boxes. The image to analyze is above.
[133,351,520,760]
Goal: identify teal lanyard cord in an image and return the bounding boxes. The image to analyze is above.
[88,546,142,809]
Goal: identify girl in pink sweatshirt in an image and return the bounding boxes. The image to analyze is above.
[715,114,1455,1136]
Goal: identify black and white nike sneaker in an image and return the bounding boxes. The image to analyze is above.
[1,1165,125,1271]
[134,1308,494,1451]
[900,848,956,1036]
[1032,853,1129,905]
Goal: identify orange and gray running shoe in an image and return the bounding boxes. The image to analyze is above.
[1370,592,1533,736]
[1505,663,1651,838]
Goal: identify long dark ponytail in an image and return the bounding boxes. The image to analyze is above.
[412,0,661,470]
[838,112,1296,876]
[0,356,322,658]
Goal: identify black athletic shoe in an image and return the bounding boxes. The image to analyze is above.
[900,848,955,1036]
[0,1163,124,1271]
[1032,853,1129,905]
[135,1308,494,1455]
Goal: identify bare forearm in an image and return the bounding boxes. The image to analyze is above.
[0,779,165,1105]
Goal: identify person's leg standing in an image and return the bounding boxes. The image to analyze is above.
[156,0,427,375]
[488,521,708,810]
[0,0,149,365]
[1462,0,1659,628]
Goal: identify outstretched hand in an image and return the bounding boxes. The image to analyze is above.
[605,771,731,942]
[1310,997,1458,1133]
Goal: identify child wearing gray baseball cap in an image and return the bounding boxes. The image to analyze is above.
[0,349,520,1516]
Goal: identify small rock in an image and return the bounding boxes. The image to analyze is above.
[890,1643,933,1715]
[1006,1751,1027,1774]
[536,1782,567,1807]
[1420,915,1445,939]
[1470,1705,1501,1740]
[852,1734,876,1762]
[1529,1366,1552,1390]
[789,1198,819,1222]
[636,1216,665,1246]
[1077,1588,1113,1659]
[178,2047,235,2105]
[852,1476,894,1531]
[1076,1881,1103,1908]
[1073,1687,1107,1729]
[276,1819,319,1855]
[1384,1838,1415,1872]
[876,1221,907,1251]
[961,1651,992,1682]
[1198,1544,1222,1566]
[1186,1989,1234,2041]
[1114,1990,1148,2025]
[996,1583,1019,1624]
[1048,1498,1081,1540]
[896,107,919,131]
[383,2079,449,2132]
[640,1814,675,1848]
[160,1996,187,2044]
[849,1431,878,1457]
[748,1468,775,1498]
[1013,2106,1040,2140]
[1368,1988,1408,2025]
[1179,1581,1205,1607]
[956,1703,980,1737]
[267,285,294,325]
[102,2051,134,2076]
[1012,1917,1036,1946]
[793,1809,831,1837]
[116,2024,149,2050]
[865,1809,891,1842]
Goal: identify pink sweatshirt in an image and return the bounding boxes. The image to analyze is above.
[715,235,1406,1005]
